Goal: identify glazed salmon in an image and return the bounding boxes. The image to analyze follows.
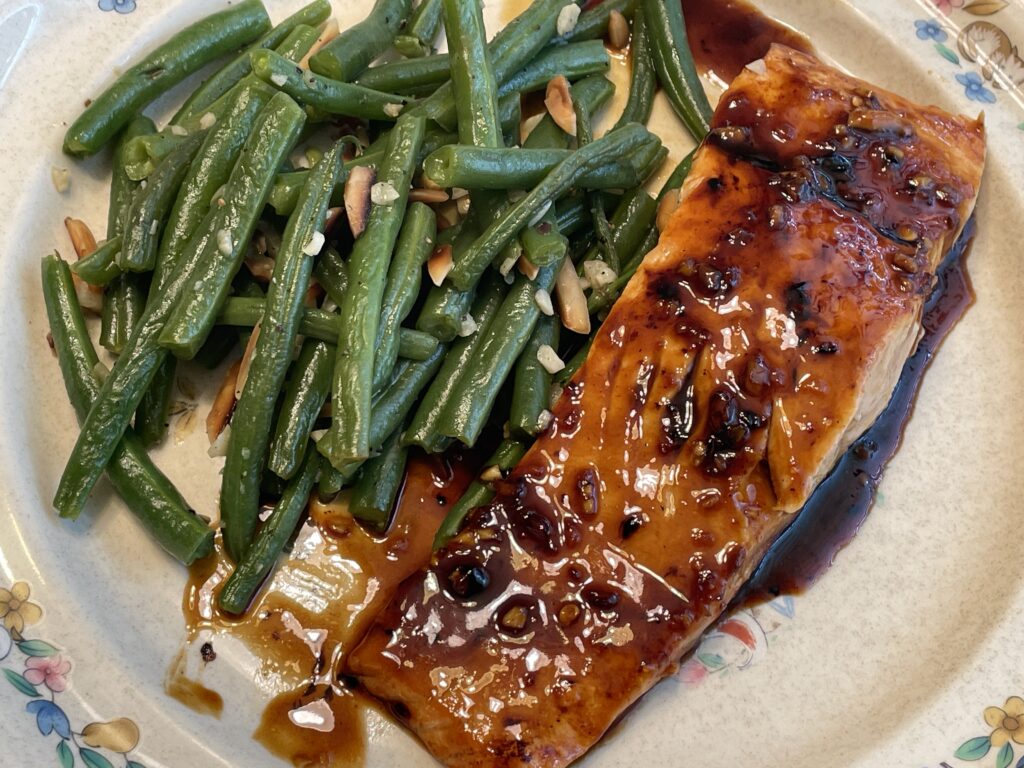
[347,46,986,767]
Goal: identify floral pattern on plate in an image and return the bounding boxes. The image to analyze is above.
[1,581,149,768]
[946,696,1024,768]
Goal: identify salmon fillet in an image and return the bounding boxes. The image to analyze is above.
[347,46,985,767]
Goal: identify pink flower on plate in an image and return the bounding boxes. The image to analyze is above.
[24,655,71,692]
[931,0,965,15]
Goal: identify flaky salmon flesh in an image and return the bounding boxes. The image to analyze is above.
[347,45,986,767]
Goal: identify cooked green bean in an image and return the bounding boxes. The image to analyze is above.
[71,237,122,286]
[173,0,331,123]
[221,141,344,561]
[53,94,305,519]
[373,202,436,392]
[497,40,610,98]
[134,357,175,447]
[350,430,408,529]
[395,0,442,58]
[318,463,345,499]
[404,271,507,452]
[443,0,502,148]
[556,335,593,384]
[642,0,712,140]
[99,273,146,355]
[522,74,615,151]
[581,185,657,274]
[218,445,320,613]
[613,10,656,129]
[63,0,270,156]
[313,246,348,307]
[268,339,332,480]
[657,148,696,200]
[42,254,212,564]
[510,315,559,437]
[251,49,411,120]
[588,223,658,314]
[421,143,662,191]
[354,52,451,95]
[109,116,156,238]
[437,262,561,446]
[448,123,654,291]
[564,0,635,42]
[320,114,425,465]
[433,438,527,548]
[309,0,413,82]
[520,212,567,268]
[118,133,205,272]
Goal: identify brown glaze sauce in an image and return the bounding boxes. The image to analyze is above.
[682,0,814,87]
[177,452,473,766]
[740,218,975,602]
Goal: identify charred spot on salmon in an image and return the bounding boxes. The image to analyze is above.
[510,505,561,554]
[813,340,839,355]
[446,563,490,599]
[696,391,766,477]
[785,281,811,320]
[709,125,753,153]
[582,584,620,611]
[707,176,723,192]
[661,362,698,451]
[620,512,646,540]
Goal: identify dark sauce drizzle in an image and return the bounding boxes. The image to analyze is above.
[738,217,976,604]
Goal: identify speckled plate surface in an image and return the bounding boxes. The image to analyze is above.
[0,1,1022,766]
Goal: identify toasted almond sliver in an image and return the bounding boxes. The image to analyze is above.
[555,258,591,334]
[345,165,376,238]
[409,188,450,204]
[324,206,344,233]
[299,17,341,69]
[64,218,104,312]
[235,322,260,401]
[518,254,540,281]
[435,200,460,231]
[244,254,276,282]
[608,10,630,51]
[427,244,453,287]
[207,359,242,443]
[544,75,576,136]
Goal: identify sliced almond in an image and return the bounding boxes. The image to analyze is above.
[299,17,340,69]
[244,254,275,282]
[305,282,324,307]
[235,322,260,400]
[608,10,630,51]
[207,358,242,443]
[544,75,576,136]
[409,188,450,204]
[427,244,453,286]
[518,254,540,281]
[345,165,376,238]
[324,205,344,234]
[435,200,460,231]
[555,258,591,334]
[63,217,104,313]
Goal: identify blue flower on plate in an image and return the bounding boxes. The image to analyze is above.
[956,71,997,103]
[98,0,136,13]
[25,700,71,739]
[914,19,947,42]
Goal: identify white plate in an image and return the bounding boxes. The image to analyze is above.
[1,1,1022,766]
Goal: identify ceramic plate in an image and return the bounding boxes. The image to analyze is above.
[1,1,1022,766]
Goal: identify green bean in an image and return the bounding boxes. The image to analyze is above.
[556,335,593,384]
[349,430,408,529]
[412,0,568,131]
[437,262,560,446]
[354,53,450,95]
[63,0,270,156]
[158,94,306,360]
[397,329,440,360]
[109,116,157,238]
[373,203,436,392]
[448,123,654,291]
[580,185,657,274]
[251,50,411,120]
[404,271,507,452]
[71,237,122,286]
[310,0,413,82]
[269,339,332,479]
[173,0,331,123]
[395,0,442,58]
[522,74,615,151]
[194,327,239,370]
[320,114,425,465]
[564,0,635,42]
[519,212,567,268]
[134,357,175,447]
[217,445,320,614]
[99,273,146,355]
[497,40,610,98]
[53,94,306,519]
[433,438,527,548]
[657,148,696,201]
[118,133,205,272]
[642,0,712,140]
[42,254,212,564]
[588,223,658,314]
[613,10,656,129]
[510,315,559,437]
[443,0,502,148]
[153,84,274,298]
[313,247,348,307]
[421,143,662,191]
[318,463,345,499]
[221,141,344,561]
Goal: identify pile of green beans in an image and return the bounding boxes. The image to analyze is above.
[45,0,706,604]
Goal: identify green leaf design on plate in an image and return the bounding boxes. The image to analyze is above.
[935,42,961,65]
[996,742,1014,768]
[57,740,74,768]
[3,667,40,697]
[955,736,993,760]
[78,749,114,768]
[696,652,725,670]
[18,639,60,657]
[1017,122,1024,132]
